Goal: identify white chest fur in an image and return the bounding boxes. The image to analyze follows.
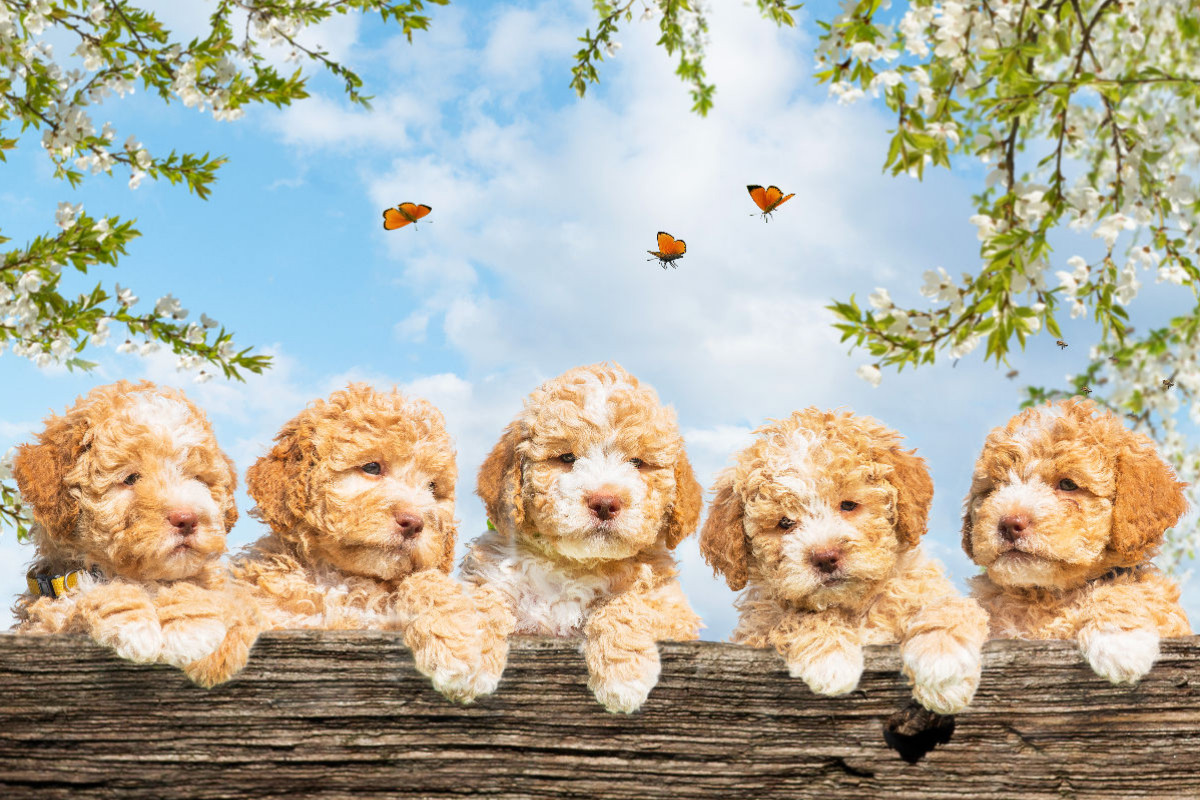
[475,540,613,637]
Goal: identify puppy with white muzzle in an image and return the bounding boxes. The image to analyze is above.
[13,380,261,687]
[232,384,497,703]
[461,363,704,714]
[701,409,988,714]
[963,398,1191,684]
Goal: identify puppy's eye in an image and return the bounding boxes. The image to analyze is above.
[123,473,140,486]
[840,500,859,512]
[630,458,644,468]
[428,480,437,493]
[361,462,382,475]
[558,453,576,464]
[777,517,795,530]
[1058,478,1079,491]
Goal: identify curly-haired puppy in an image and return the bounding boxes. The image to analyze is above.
[460,363,703,714]
[231,384,495,703]
[701,409,989,714]
[963,398,1191,684]
[12,380,260,687]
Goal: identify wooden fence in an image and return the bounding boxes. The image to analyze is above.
[1,632,1198,799]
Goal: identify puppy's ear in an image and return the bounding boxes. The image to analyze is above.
[699,471,748,591]
[663,447,703,549]
[960,487,979,562]
[13,413,87,544]
[1110,442,1187,561]
[221,454,239,533]
[246,419,311,534]
[879,446,934,548]
[477,422,525,532]
[437,484,459,574]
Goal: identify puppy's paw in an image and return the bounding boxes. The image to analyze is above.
[155,584,228,668]
[159,617,228,668]
[1081,627,1160,685]
[902,633,982,715]
[409,632,485,704]
[97,616,164,664]
[586,639,661,714]
[789,646,863,697]
[467,636,510,699]
[77,585,163,663]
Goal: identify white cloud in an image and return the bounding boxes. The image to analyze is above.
[268,92,436,150]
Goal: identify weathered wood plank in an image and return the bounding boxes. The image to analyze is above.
[1,633,1198,799]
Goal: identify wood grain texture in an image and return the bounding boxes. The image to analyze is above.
[1,632,1198,800]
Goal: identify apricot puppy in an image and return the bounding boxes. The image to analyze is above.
[232,384,495,703]
[701,409,988,714]
[461,363,703,714]
[13,380,260,687]
[963,398,1191,684]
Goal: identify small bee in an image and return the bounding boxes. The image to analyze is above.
[1056,340,1069,350]
[1005,369,1019,380]
[1109,356,1121,365]
[1079,386,1092,395]
[1163,379,1175,390]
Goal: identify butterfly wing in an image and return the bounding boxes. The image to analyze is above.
[657,231,686,256]
[747,185,770,212]
[763,186,795,213]
[399,202,432,222]
[382,207,410,230]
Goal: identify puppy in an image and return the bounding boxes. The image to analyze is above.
[701,409,988,714]
[963,398,1191,684]
[12,380,260,687]
[461,363,703,714]
[231,384,496,703]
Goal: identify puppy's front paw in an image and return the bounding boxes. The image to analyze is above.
[78,588,163,663]
[468,634,510,699]
[155,584,228,668]
[789,646,863,697]
[902,633,982,715]
[408,629,485,704]
[98,616,164,664]
[1081,628,1160,685]
[159,617,228,668]
[586,639,661,714]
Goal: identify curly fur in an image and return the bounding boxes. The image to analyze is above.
[461,363,703,714]
[231,384,496,703]
[12,380,260,687]
[700,409,988,714]
[962,398,1191,684]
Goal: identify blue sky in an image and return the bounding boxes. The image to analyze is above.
[2,0,1196,637]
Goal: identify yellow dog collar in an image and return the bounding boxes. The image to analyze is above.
[26,567,104,599]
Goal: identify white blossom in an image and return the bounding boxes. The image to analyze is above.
[1094,213,1136,248]
[114,283,138,307]
[856,363,883,387]
[55,201,82,230]
[868,287,894,310]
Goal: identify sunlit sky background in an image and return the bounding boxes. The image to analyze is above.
[2,0,1196,636]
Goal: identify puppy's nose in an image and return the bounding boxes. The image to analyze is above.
[168,510,198,537]
[998,512,1032,543]
[588,492,623,521]
[395,512,424,540]
[810,547,843,575]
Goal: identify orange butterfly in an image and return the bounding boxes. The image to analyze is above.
[747,184,795,222]
[646,231,686,269]
[382,202,432,230]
